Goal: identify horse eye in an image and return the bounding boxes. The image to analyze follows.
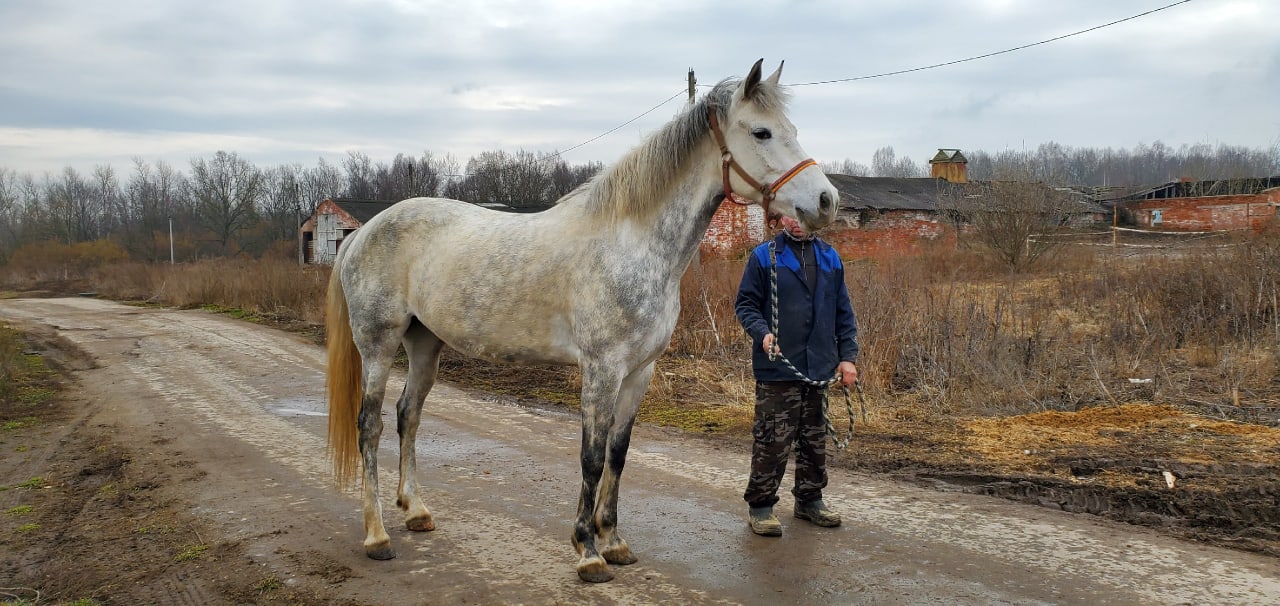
[751,128,772,140]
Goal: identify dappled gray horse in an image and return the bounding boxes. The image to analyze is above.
[326,59,838,582]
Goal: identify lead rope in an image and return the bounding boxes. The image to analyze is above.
[767,241,867,449]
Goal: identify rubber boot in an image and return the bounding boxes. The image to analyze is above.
[748,506,782,536]
[794,499,841,527]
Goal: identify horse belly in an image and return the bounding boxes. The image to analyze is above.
[423,308,580,367]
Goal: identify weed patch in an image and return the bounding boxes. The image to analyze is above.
[174,543,209,562]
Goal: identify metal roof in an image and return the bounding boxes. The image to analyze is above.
[827,175,953,211]
[328,199,397,223]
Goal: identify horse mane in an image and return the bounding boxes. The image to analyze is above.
[577,76,792,223]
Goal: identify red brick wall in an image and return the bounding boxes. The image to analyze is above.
[1126,189,1280,231]
[822,210,956,259]
[700,204,957,260]
[700,197,765,258]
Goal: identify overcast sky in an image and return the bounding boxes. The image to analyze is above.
[2,0,1277,176]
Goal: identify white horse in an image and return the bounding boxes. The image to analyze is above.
[326,59,838,583]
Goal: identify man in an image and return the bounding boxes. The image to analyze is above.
[734,214,859,537]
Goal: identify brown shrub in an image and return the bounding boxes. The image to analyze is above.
[680,230,1280,421]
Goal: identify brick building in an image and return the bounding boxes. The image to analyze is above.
[824,174,959,258]
[1111,177,1280,231]
[699,149,972,259]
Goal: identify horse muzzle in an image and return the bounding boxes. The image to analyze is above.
[795,188,839,232]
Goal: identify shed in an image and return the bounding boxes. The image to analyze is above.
[299,198,396,265]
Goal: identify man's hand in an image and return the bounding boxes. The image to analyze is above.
[837,361,858,386]
[762,333,779,357]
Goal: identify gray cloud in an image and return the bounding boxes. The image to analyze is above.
[1,0,1276,175]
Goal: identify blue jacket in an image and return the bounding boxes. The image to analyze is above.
[735,233,859,382]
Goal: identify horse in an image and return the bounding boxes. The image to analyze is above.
[325,58,839,583]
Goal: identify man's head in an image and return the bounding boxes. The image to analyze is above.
[777,214,814,241]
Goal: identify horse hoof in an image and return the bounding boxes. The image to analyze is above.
[365,543,397,560]
[576,557,614,583]
[602,544,638,566]
[406,514,436,532]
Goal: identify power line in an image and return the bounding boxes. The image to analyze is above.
[417,0,1194,180]
[791,0,1194,86]
[557,90,687,157]
[435,89,687,181]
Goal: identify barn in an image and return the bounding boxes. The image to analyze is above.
[298,198,395,265]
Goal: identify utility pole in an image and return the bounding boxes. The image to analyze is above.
[1111,205,1118,249]
[688,68,696,105]
[168,216,175,264]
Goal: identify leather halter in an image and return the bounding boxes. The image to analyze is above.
[708,106,817,220]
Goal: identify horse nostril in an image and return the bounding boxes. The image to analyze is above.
[819,191,832,212]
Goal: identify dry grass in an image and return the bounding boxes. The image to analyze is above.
[85,258,330,326]
[964,403,1280,478]
[2,230,1278,428]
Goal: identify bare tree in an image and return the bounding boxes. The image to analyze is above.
[940,173,1076,269]
[0,168,20,261]
[342,151,377,199]
[965,140,1280,186]
[547,156,602,201]
[188,151,264,250]
[300,158,342,216]
[820,158,871,176]
[456,149,551,208]
[45,167,94,244]
[260,164,303,242]
[91,164,122,239]
[871,146,924,178]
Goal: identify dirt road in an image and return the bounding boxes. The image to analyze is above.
[2,297,1278,604]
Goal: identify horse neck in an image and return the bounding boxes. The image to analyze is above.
[614,138,724,279]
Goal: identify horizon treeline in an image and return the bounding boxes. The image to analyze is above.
[821,140,1280,185]
[2,140,1278,264]
[0,149,604,264]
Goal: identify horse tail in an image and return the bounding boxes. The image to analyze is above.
[326,262,362,489]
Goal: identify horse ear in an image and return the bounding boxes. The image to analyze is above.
[742,58,765,100]
[765,61,784,88]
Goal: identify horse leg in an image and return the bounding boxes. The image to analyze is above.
[572,363,624,583]
[395,321,443,532]
[596,361,655,566]
[357,342,400,560]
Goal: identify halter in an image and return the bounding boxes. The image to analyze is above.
[708,107,817,221]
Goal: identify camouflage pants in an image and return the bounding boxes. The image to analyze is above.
[743,381,828,508]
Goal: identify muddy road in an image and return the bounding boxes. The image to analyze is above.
[2,297,1278,604]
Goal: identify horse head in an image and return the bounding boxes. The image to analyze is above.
[712,59,839,233]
